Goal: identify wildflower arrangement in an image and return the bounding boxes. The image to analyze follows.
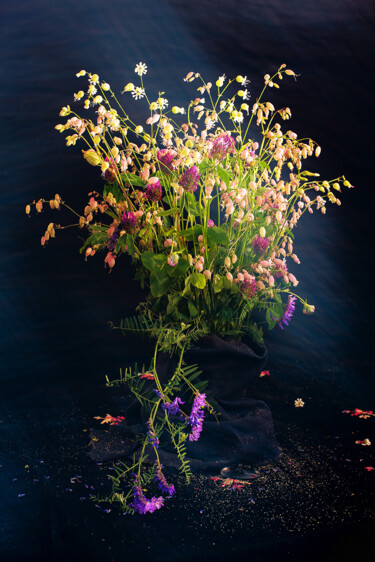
[27,62,353,513]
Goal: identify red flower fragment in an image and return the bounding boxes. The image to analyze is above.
[94,414,125,426]
[364,466,374,471]
[342,409,374,419]
[260,370,271,378]
[139,371,155,380]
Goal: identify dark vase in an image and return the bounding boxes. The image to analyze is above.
[89,335,280,474]
[154,335,280,473]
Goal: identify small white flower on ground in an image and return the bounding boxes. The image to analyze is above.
[294,398,305,408]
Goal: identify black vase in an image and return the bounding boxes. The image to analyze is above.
[90,335,280,473]
[152,335,280,472]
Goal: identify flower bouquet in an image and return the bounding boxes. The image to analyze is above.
[27,62,352,514]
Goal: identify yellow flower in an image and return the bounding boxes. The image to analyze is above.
[76,70,86,77]
[59,105,71,117]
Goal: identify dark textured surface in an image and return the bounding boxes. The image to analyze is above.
[1,0,375,560]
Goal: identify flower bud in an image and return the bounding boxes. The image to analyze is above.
[259,226,266,238]
[82,149,101,166]
[226,272,233,282]
[25,205,31,215]
[123,83,134,92]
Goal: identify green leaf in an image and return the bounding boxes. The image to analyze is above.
[126,234,135,255]
[190,272,206,289]
[79,232,107,254]
[188,300,198,318]
[116,235,128,253]
[166,258,190,277]
[207,226,229,246]
[183,192,198,216]
[157,208,179,217]
[120,172,146,188]
[141,251,155,271]
[213,275,223,293]
[179,225,202,241]
[103,181,125,202]
[217,165,230,186]
[141,251,165,270]
[150,269,171,297]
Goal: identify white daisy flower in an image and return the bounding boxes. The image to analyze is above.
[132,87,146,100]
[294,398,305,408]
[157,97,169,110]
[134,62,148,76]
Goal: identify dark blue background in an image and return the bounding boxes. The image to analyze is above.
[1,1,374,560]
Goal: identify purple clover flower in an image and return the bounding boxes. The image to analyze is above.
[207,219,215,227]
[278,295,297,330]
[179,166,200,193]
[154,464,176,497]
[162,397,184,417]
[209,134,236,161]
[121,211,137,234]
[145,179,162,202]
[157,149,174,173]
[188,393,206,442]
[129,475,164,514]
[251,236,269,255]
[241,276,257,298]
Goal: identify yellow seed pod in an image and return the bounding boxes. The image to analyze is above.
[241,103,249,112]
[260,226,266,238]
[276,210,282,222]
[84,100,90,109]
[75,91,84,100]
[101,161,110,172]
[285,69,295,76]
[163,123,174,134]
[236,75,244,83]
[91,74,99,83]
[185,139,194,148]
[124,83,134,92]
[135,126,143,134]
[315,146,321,157]
[82,149,101,166]
[322,181,330,188]
[101,83,110,91]
[76,70,86,77]
[113,137,122,145]
[185,156,193,167]
[332,182,340,191]
[93,136,101,145]
[180,146,189,158]
[25,204,31,215]
[111,146,119,158]
[49,200,55,209]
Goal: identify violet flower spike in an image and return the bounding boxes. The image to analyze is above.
[162,396,184,417]
[278,295,297,330]
[129,475,164,514]
[154,464,176,497]
[188,393,206,442]
[121,211,137,234]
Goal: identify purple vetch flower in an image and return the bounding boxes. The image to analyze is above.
[207,219,215,227]
[188,393,206,442]
[251,236,269,255]
[157,149,175,173]
[106,227,120,251]
[129,475,164,514]
[179,165,200,193]
[145,179,162,202]
[154,464,176,496]
[209,134,236,160]
[146,419,159,449]
[278,295,297,330]
[162,397,184,417]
